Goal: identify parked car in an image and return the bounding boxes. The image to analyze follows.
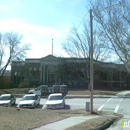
[46,93,65,109]
[17,94,40,108]
[28,84,68,96]
[28,85,48,96]
[0,94,16,107]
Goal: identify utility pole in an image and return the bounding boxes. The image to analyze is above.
[90,9,93,114]
[89,2,121,114]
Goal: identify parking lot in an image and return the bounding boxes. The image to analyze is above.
[15,97,97,110]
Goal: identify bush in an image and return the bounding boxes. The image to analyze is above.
[0,76,11,89]
[18,81,29,88]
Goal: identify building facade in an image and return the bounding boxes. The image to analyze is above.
[11,55,130,90]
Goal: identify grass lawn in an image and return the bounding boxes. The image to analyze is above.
[125,93,130,96]
[0,88,30,94]
[0,107,121,130]
[67,89,120,95]
[0,107,69,130]
[0,88,121,95]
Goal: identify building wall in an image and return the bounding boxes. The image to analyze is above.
[11,55,129,90]
[11,60,41,87]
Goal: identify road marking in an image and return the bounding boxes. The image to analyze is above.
[114,104,120,113]
[114,98,123,113]
[98,98,112,111]
[98,97,123,112]
[98,104,104,111]
[106,98,112,102]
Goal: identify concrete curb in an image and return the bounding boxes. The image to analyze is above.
[66,95,116,98]
[95,113,123,130]
[95,115,118,130]
[96,117,117,130]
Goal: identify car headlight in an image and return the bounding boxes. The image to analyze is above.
[31,103,34,106]
[4,102,10,106]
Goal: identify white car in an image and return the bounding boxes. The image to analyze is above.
[17,94,40,108]
[46,93,65,109]
[0,94,16,107]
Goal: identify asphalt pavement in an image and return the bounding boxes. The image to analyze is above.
[33,91,130,130]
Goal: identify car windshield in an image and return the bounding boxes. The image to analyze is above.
[0,96,11,100]
[22,96,35,100]
[48,95,63,100]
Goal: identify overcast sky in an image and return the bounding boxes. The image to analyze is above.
[0,0,89,58]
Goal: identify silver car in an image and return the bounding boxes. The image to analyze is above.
[46,93,65,109]
[0,94,16,107]
[17,94,40,108]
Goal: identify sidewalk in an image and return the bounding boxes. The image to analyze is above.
[116,90,130,96]
[34,115,100,130]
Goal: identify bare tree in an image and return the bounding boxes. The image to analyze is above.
[0,33,6,68]
[62,23,111,81]
[0,32,30,77]
[89,0,130,73]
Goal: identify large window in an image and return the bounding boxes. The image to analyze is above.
[13,71,22,84]
[28,67,40,76]
[48,70,54,83]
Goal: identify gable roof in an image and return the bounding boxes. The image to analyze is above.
[40,55,60,62]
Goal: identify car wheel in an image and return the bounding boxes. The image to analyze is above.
[33,103,36,108]
[63,102,65,109]
[13,101,16,105]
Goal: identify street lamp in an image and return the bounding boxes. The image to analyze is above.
[89,2,122,114]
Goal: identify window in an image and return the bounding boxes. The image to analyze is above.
[28,67,39,76]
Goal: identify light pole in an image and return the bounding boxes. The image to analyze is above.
[89,2,121,114]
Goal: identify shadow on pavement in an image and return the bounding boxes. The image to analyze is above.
[64,104,70,110]
[36,104,43,109]
[14,104,44,109]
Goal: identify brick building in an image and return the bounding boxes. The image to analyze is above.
[11,55,130,90]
